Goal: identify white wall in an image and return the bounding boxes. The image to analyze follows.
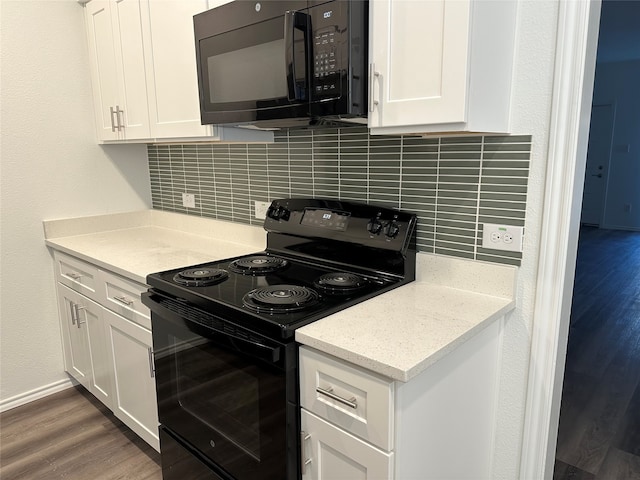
[593,60,640,230]
[491,1,560,477]
[0,1,151,406]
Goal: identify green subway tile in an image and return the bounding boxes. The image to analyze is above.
[435,233,476,246]
[482,151,531,161]
[478,215,525,227]
[438,168,480,176]
[483,135,531,144]
[483,143,532,152]
[480,200,526,211]
[435,218,477,230]
[482,169,530,178]
[481,176,528,186]
[440,143,481,153]
[480,192,528,202]
[440,136,483,144]
[440,152,482,160]
[435,248,475,260]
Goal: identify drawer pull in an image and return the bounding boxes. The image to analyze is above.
[113,295,134,306]
[148,347,155,378]
[316,386,357,409]
[66,272,83,280]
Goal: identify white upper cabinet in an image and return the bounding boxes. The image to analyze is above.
[140,0,212,139]
[368,0,517,135]
[83,0,272,143]
[85,0,150,141]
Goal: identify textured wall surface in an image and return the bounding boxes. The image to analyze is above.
[149,130,531,266]
[0,2,151,406]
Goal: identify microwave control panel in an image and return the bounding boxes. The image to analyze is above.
[313,27,340,97]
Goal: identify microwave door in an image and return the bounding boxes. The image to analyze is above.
[284,10,311,102]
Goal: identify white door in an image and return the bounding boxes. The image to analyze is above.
[111,0,151,139]
[581,104,614,226]
[58,285,93,389]
[368,0,470,129]
[301,410,394,480]
[104,307,160,451]
[85,0,120,141]
[142,0,211,138]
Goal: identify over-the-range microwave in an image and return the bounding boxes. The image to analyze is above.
[194,0,368,129]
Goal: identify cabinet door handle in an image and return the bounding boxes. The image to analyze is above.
[70,301,77,325]
[113,295,134,306]
[300,431,312,474]
[115,106,124,131]
[369,63,380,113]
[316,386,357,409]
[148,347,155,378]
[66,272,82,280]
[110,106,117,132]
[72,304,86,328]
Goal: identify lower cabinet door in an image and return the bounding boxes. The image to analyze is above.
[301,410,394,480]
[58,285,92,390]
[103,307,160,451]
[57,284,112,408]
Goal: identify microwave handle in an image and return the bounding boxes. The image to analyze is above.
[284,10,310,101]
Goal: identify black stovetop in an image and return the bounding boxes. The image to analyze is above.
[145,198,417,340]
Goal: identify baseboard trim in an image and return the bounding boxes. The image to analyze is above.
[0,378,76,413]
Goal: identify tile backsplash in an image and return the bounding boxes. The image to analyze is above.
[148,127,531,266]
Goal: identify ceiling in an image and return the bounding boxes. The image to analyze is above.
[596,0,640,62]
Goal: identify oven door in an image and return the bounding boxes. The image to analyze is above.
[194,0,311,126]
[143,291,297,480]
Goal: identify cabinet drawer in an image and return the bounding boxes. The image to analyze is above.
[301,409,394,480]
[300,347,394,451]
[98,269,150,329]
[54,251,99,301]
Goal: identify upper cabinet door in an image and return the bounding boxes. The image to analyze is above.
[85,0,120,141]
[85,0,150,141]
[110,0,151,139]
[141,0,212,138]
[368,0,517,135]
[369,0,471,130]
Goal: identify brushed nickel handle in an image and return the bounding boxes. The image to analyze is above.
[72,304,86,328]
[116,106,124,131]
[67,272,83,280]
[70,302,77,325]
[316,386,357,409]
[300,431,311,474]
[368,63,380,113]
[148,347,155,378]
[113,295,134,306]
[110,106,117,132]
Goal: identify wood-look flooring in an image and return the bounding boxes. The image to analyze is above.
[554,226,640,479]
[0,386,161,480]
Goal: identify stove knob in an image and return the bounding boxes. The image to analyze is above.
[385,221,400,239]
[367,218,383,235]
[268,206,284,220]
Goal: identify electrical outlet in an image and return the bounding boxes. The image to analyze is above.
[254,200,271,219]
[482,223,524,252]
[182,193,196,208]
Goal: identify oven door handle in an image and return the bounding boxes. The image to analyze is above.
[142,291,283,364]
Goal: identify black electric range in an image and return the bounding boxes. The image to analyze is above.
[142,198,416,480]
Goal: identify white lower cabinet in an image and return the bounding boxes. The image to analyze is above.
[103,307,159,450]
[299,318,502,479]
[301,410,394,480]
[58,284,113,409]
[53,250,159,452]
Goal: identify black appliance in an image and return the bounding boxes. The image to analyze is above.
[142,198,416,480]
[193,0,368,128]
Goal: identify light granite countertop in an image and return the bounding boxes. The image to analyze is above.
[44,210,516,383]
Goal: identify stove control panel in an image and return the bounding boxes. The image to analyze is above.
[265,199,416,252]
